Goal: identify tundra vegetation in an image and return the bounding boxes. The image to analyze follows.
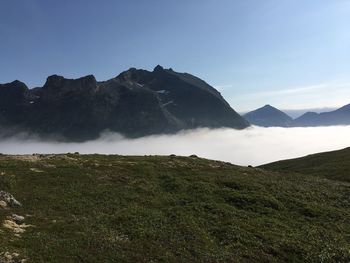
[0,153,349,262]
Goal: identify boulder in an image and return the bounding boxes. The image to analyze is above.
[0,191,21,207]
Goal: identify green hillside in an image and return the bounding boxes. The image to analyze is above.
[1,154,350,262]
[261,147,350,182]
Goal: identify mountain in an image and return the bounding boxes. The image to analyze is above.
[282,107,337,119]
[0,66,249,141]
[293,103,350,127]
[243,104,293,127]
[1,154,350,262]
[244,103,350,128]
[261,147,350,182]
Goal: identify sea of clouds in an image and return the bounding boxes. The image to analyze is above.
[1,126,350,166]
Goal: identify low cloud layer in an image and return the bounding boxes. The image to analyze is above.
[1,126,350,166]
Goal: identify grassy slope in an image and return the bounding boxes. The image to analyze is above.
[261,147,350,183]
[0,154,349,262]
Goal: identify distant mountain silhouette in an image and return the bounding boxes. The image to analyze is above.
[0,66,249,141]
[244,105,293,127]
[244,103,350,128]
[293,103,350,126]
[282,107,337,119]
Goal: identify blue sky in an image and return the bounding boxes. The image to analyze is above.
[1,0,350,111]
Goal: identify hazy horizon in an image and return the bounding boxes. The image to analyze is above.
[1,126,350,166]
[240,106,338,118]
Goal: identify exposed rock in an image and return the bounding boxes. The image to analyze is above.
[9,155,41,162]
[2,219,32,234]
[0,201,7,209]
[153,64,164,72]
[3,220,25,234]
[0,252,27,263]
[0,191,21,207]
[11,215,25,225]
[29,168,43,173]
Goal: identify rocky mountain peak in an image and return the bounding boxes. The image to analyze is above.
[0,66,248,141]
[43,74,97,92]
[153,65,164,72]
[116,67,139,81]
[44,75,65,88]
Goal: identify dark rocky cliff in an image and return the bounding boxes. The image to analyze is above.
[0,66,249,141]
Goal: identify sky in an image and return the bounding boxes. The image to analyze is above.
[1,0,350,112]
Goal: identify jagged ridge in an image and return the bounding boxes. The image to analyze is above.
[0,66,249,141]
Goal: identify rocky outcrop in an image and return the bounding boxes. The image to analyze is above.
[0,252,27,263]
[0,191,21,207]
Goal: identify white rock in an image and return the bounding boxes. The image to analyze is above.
[0,191,21,207]
[0,200,7,209]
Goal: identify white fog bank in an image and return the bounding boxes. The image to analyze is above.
[1,126,350,166]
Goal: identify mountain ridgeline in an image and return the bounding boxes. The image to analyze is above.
[293,104,350,126]
[0,66,249,141]
[244,104,293,127]
[244,104,350,127]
